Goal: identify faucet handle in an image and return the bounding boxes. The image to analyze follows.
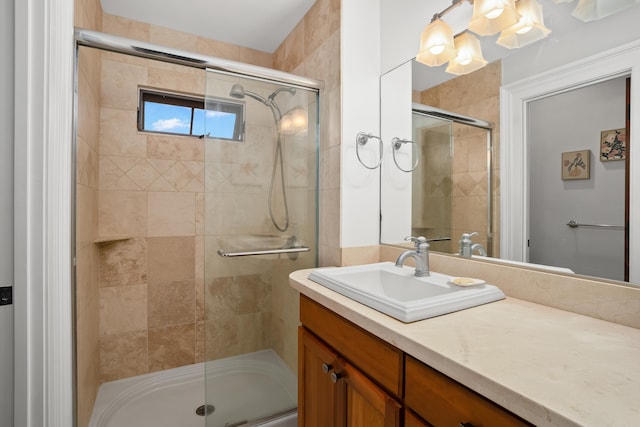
[404,236,426,244]
[404,236,429,251]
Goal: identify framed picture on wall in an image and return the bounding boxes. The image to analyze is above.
[600,128,626,161]
[562,150,590,180]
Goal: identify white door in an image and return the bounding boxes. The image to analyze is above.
[1,0,15,424]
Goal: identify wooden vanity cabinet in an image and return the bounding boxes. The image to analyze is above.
[299,295,402,427]
[298,295,531,427]
[405,356,532,427]
[299,328,402,427]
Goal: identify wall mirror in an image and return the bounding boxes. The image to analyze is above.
[380,0,640,286]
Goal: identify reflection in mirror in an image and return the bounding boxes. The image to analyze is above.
[380,2,640,286]
[410,106,494,257]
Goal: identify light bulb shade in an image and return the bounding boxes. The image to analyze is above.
[468,0,520,35]
[572,0,639,22]
[497,0,551,49]
[416,19,457,66]
[446,32,488,75]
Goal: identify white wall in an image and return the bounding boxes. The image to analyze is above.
[380,61,413,243]
[1,0,14,424]
[528,77,626,280]
[502,5,640,84]
[340,0,382,247]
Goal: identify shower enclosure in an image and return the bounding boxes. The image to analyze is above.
[74,30,319,427]
[410,105,494,256]
[202,70,318,426]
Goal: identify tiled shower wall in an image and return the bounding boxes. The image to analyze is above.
[75,1,341,424]
[274,0,341,267]
[74,1,103,425]
[419,60,501,256]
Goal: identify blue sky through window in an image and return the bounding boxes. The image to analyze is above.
[140,91,243,140]
[144,102,192,134]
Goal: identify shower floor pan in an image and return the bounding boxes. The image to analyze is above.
[89,349,297,427]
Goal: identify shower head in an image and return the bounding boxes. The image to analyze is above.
[267,87,296,103]
[229,84,245,99]
[229,84,269,105]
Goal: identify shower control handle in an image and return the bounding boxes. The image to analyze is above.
[322,363,332,374]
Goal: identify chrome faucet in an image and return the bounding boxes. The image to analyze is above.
[459,232,487,257]
[395,236,430,277]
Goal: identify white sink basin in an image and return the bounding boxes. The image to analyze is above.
[308,262,505,323]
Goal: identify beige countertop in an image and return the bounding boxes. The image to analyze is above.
[290,268,640,427]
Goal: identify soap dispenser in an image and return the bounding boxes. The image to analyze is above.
[459,232,478,258]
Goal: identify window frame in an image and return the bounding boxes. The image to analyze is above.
[137,88,245,141]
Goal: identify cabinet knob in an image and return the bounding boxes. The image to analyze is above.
[322,363,332,374]
[330,371,342,383]
[459,423,475,427]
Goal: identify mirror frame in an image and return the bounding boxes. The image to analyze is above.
[501,39,640,283]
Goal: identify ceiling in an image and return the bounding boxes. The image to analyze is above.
[100,0,317,53]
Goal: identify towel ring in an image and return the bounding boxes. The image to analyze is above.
[355,132,383,170]
[392,137,419,172]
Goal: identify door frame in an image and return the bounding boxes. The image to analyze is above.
[14,0,75,425]
[500,39,640,283]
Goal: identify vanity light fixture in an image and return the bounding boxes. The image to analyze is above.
[468,0,520,35]
[414,0,580,75]
[497,0,551,49]
[446,31,488,75]
[416,18,457,66]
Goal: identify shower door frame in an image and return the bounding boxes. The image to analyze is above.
[411,104,495,257]
[72,28,322,426]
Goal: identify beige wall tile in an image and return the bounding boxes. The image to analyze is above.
[99,238,148,287]
[101,58,147,110]
[147,66,205,97]
[102,14,150,42]
[238,48,273,68]
[149,25,198,52]
[148,324,196,371]
[76,137,99,188]
[237,275,271,315]
[99,330,148,382]
[148,280,196,328]
[147,236,196,283]
[304,0,340,57]
[195,321,205,363]
[147,134,204,161]
[147,192,196,236]
[99,190,147,237]
[100,108,147,157]
[196,37,241,62]
[99,284,148,336]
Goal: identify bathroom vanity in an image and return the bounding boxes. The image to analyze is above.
[291,268,640,427]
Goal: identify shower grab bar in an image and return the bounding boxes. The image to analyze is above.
[566,220,624,230]
[217,246,310,257]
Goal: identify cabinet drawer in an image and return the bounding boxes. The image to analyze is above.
[300,295,403,397]
[405,356,532,427]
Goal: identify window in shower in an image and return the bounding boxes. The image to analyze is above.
[138,89,245,141]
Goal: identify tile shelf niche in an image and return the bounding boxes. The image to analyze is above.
[93,236,133,244]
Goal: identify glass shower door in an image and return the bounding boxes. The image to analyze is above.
[411,110,493,255]
[202,69,318,426]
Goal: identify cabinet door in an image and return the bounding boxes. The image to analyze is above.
[405,410,431,427]
[299,327,339,427]
[405,356,532,427]
[336,360,402,427]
